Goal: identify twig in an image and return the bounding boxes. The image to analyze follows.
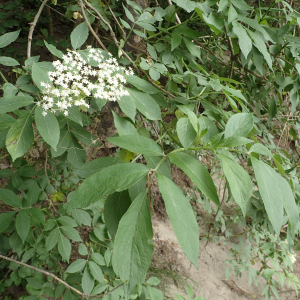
[0,254,123,299]
[220,279,261,296]
[78,0,107,50]
[27,0,49,58]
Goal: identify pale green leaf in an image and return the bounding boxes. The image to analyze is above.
[112,111,137,136]
[91,253,106,266]
[176,118,196,150]
[225,113,254,138]
[32,62,52,91]
[177,0,196,12]
[82,267,94,295]
[60,226,82,242]
[250,144,272,157]
[216,136,253,148]
[45,227,59,251]
[112,191,153,290]
[232,21,252,59]
[71,22,89,50]
[88,261,104,282]
[35,107,60,151]
[72,209,91,227]
[157,173,199,267]
[69,163,149,208]
[220,154,253,216]
[0,56,19,66]
[169,152,220,206]
[66,259,87,273]
[44,40,64,58]
[119,94,136,122]
[107,135,163,156]
[51,127,72,157]
[0,30,20,48]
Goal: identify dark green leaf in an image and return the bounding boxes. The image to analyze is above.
[112,191,153,290]
[232,21,252,59]
[0,188,22,207]
[88,261,104,282]
[16,210,30,243]
[112,111,137,136]
[157,173,199,267]
[45,227,59,251]
[91,253,106,266]
[66,259,86,273]
[82,267,94,295]
[104,191,132,238]
[58,232,71,262]
[57,216,77,227]
[61,226,82,242]
[67,135,86,168]
[32,62,53,91]
[0,212,16,233]
[119,94,136,122]
[71,129,99,147]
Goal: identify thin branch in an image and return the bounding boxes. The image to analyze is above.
[27,0,49,58]
[220,279,261,296]
[78,0,107,50]
[0,254,124,299]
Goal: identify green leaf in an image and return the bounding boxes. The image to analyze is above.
[16,210,30,243]
[231,0,252,10]
[72,209,91,226]
[35,106,60,151]
[232,21,252,59]
[88,261,104,282]
[30,207,45,224]
[66,259,87,273]
[104,191,132,238]
[247,30,273,70]
[0,169,13,178]
[144,155,172,180]
[57,216,78,227]
[157,173,199,267]
[44,40,64,58]
[71,128,99,147]
[112,111,137,136]
[250,144,272,157]
[216,136,253,148]
[45,227,59,251]
[125,75,160,94]
[119,94,136,122]
[0,212,16,233]
[0,30,20,48]
[225,113,254,138]
[66,106,83,126]
[146,277,160,285]
[112,191,153,290]
[171,34,182,51]
[69,163,149,208]
[127,88,161,121]
[220,154,253,216]
[70,21,89,50]
[58,232,71,262]
[0,188,22,207]
[82,267,94,295]
[123,4,135,22]
[67,135,86,168]
[176,118,196,150]
[78,243,88,256]
[177,0,196,12]
[51,127,72,157]
[147,286,164,300]
[107,135,163,156]
[91,253,106,266]
[75,157,124,178]
[251,158,283,236]
[168,152,220,206]
[183,38,200,57]
[0,56,19,66]
[32,62,53,91]
[61,226,82,242]
[0,95,34,113]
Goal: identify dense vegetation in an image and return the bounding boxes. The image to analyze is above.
[0,0,300,299]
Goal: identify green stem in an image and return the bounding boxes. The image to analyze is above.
[0,70,8,84]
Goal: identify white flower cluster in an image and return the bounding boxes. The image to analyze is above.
[38,46,133,116]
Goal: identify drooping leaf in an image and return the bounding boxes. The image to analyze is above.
[51,127,72,157]
[157,173,199,268]
[0,95,34,113]
[107,135,163,156]
[44,40,64,58]
[176,118,196,150]
[112,111,137,136]
[70,21,89,50]
[119,94,136,122]
[104,191,132,238]
[225,113,254,138]
[112,191,153,290]
[75,157,124,178]
[35,106,60,151]
[16,210,30,243]
[125,75,160,94]
[82,267,94,295]
[71,128,100,147]
[232,21,252,59]
[0,212,16,233]
[0,30,20,48]
[220,154,253,216]
[168,152,220,206]
[127,88,161,121]
[251,158,283,236]
[69,163,149,208]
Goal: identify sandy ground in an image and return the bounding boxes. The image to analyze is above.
[151,216,300,300]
